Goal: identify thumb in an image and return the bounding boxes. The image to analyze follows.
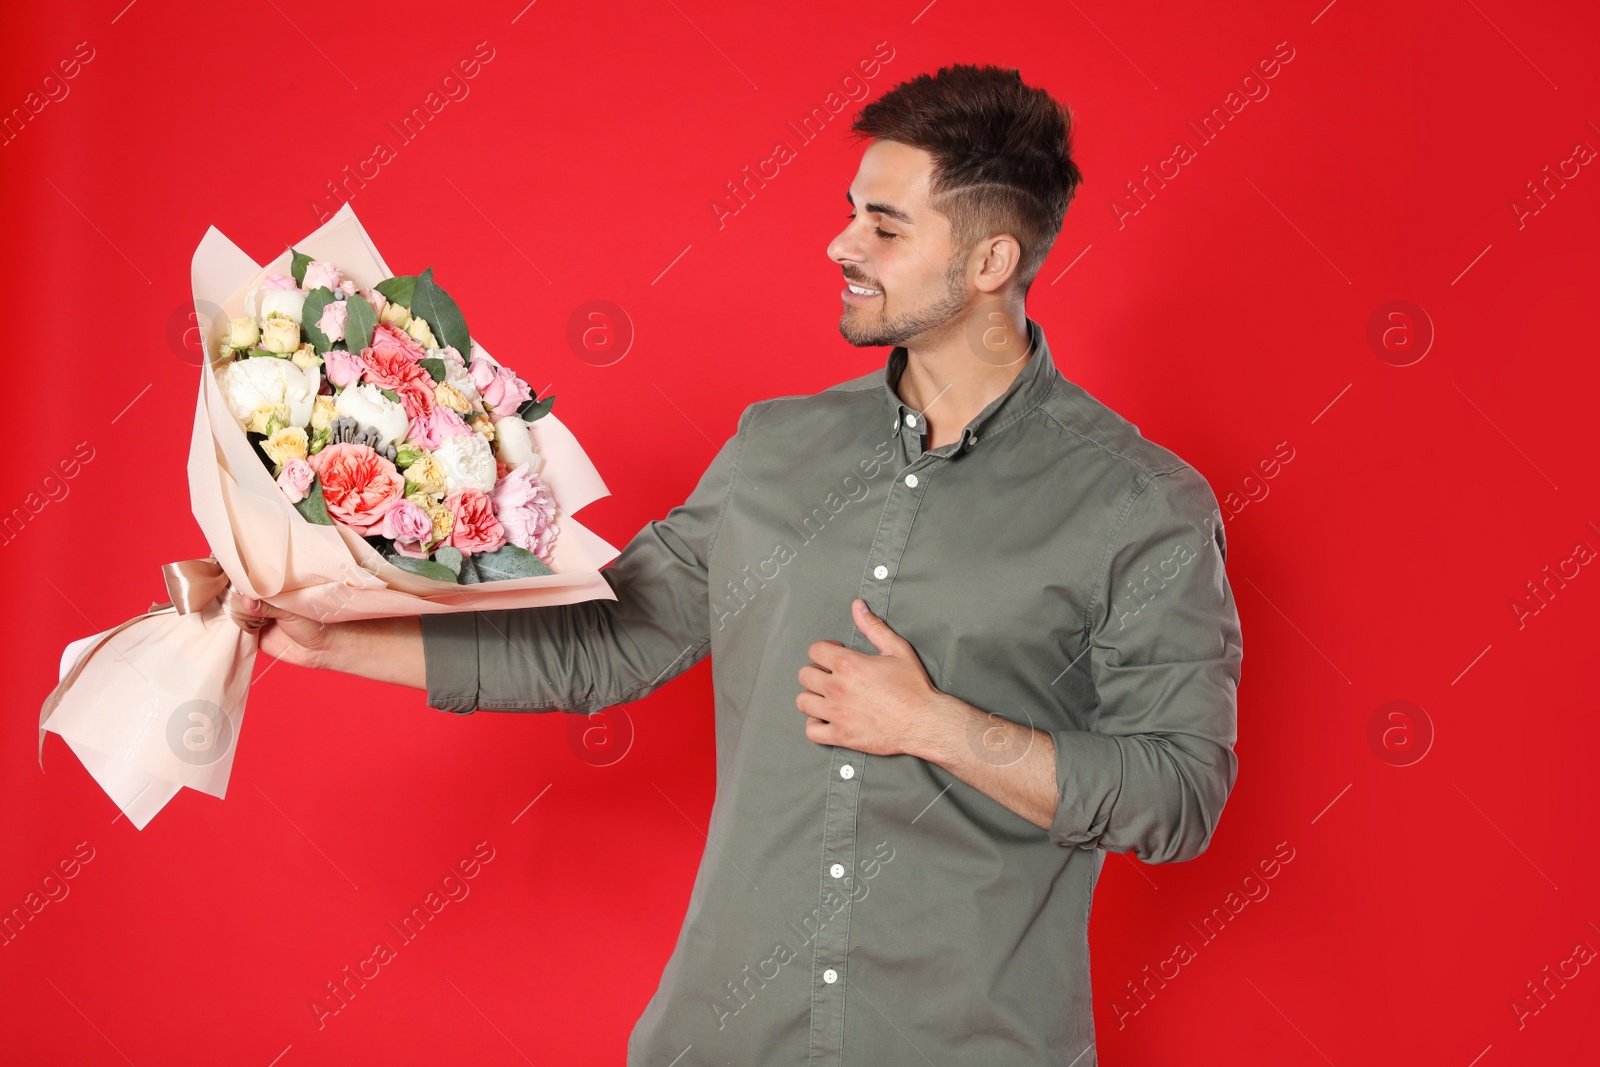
[852,598,905,656]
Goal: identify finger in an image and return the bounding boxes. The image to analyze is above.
[807,639,845,670]
[852,598,906,656]
[797,664,832,694]
[795,691,829,720]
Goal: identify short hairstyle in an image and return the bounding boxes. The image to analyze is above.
[850,64,1083,292]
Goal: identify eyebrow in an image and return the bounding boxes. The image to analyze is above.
[846,189,914,226]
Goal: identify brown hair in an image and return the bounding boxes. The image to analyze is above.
[850,64,1082,292]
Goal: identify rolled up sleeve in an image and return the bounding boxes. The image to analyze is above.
[420,404,752,715]
[1046,465,1242,863]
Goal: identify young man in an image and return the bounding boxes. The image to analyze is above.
[244,64,1242,1067]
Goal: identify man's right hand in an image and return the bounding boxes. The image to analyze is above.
[232,596,336,670]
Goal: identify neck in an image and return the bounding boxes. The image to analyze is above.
[896,303,1033,449]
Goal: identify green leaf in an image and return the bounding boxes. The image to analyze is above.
[419,357,447,384]
[374,275,416,307]
[290,248,314,288]
[472,543,554,581]
[246,346,291,360]
[344,293,377,352]
[300,286,337,353]
[293,480,335,525]
[432,546,464,578]
[516,393,555,422]
[457,553,482,584]
[378,387,401,404]
[385,553,460,583]
[410,267,471,357]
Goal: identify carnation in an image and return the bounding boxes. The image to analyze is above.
[434,431,497,494]
[492,464,559,563]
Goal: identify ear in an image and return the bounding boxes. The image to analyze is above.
[972,233,1022,294]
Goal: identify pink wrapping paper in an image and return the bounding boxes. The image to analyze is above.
[40,203,621,829]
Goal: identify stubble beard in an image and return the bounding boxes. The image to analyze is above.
[838,258,969,348]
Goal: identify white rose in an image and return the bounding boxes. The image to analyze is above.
[333,383,411,450]
[492,416,541,474]
[217,356,319,428]
[434,432,497,494]
[246,286,308,324]
[227,317,260,348]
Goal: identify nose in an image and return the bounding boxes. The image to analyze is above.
[827,223,865,272]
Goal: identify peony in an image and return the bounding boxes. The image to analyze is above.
[434,431,497,494]
[469,358,532,414]
[379,498,434,543]
[260,314,301,354]
[492,416,540,473]
[308,442,404,534]
[405,316,439,350]
[316,298,348,343]
[246,279,307,324]
[492,463,558,562]
[262,426,308,467]
[443,488,506,555]
[301,260,345,293]
[369,321,425,362]
[323,348,364,389]
[218,355,319,427]
[275,458,314,503]
[227,317,260,349]
[360,344,432,392]
[333,383,410,450]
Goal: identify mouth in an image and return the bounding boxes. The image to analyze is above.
[842,281,883,303]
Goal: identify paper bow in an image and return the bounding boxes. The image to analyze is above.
[37,556,265,769]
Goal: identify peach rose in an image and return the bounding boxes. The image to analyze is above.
[308,442,405,535]
[443,487,506,556]
[369,321,427,362]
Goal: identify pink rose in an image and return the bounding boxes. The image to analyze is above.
[301,260,345,292]
[276,458,315,504]
[316,299,348,343]
[324,348,364,389]
[337,278,358,297]
[364,288,387,318]
[370,321,427,362]
[263,273,300,291]
[360,345,432,393]
[307,442,404,535]
[444,488,507,556]
[492,464,558,563]
[379,498,434,543]
[469,358,532,414]
[408,403,471,450]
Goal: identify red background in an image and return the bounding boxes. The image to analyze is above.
[4,0,1598,1063]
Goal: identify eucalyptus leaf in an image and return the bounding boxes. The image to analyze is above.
[472,543,554,581]
[420,357,447,384]
[293,480,335,525]
[378,387,401,404]
[410,267,471,357]
[344,292,377,352]
[517,394,555,422]
[385,553,460,583]
[300,286,337,352]
[290,248,314,288]
[457,553,482,585]
[374,275,416,308]
[432,546,464,578]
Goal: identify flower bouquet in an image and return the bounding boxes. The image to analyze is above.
[38,202,622,829]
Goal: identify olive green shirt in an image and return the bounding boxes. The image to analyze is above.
[421,318,1243,1066]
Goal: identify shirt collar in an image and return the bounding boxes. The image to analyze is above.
[881,316,1058,454]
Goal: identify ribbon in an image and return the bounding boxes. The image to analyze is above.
[37,556,268,770]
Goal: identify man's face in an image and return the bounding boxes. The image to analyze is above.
[827,140,972,348]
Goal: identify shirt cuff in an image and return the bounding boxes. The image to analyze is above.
[1046,728,1123,848]
[420,611,480,714]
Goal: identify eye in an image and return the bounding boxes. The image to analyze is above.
[845,212,898,240]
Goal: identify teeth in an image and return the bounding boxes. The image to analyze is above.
[848,284,881,296]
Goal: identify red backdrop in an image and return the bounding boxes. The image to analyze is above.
[4,1,1597,1064]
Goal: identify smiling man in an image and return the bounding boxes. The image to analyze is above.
[243,63,1243,1066]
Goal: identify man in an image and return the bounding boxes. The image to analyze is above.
[245,63,1242,1066]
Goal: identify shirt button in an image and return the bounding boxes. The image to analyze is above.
[904,474,918,488]
[823,968,839,984]
[873,564,888,580]
[830,863,845,878]
[904,414,917,428]
[840,764,855,780]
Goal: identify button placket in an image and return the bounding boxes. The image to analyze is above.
[809,745,863,1063]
